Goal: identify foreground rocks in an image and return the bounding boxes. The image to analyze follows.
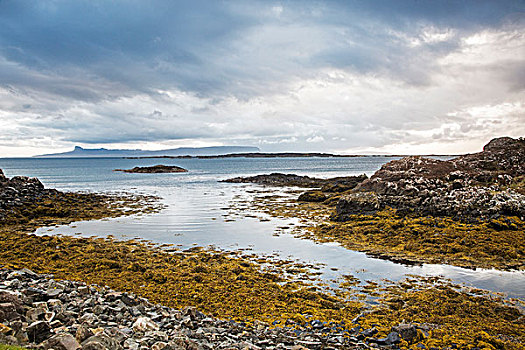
[336,137,525,221]
[0,268,434,350]
[114,165,188,174]
[0,169,46,213]
[0,169,157,227]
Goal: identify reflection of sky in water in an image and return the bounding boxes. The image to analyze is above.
[0,156,523,299]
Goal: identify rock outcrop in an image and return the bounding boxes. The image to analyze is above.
[336,137,525,221]
[114,165,188,173]
[0,170,48,220]
[223,173,367,192]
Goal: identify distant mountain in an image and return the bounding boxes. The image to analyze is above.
[35,145,260,158]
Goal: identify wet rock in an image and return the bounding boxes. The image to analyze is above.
[392,323,418,342]
[297,191,327,202]
[369,331,401,345]
[335,192,381,220]
[222,173,367,190]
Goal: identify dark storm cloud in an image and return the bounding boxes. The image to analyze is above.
[1,0,522,98]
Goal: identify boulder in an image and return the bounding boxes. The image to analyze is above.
[82,334,123,350]
[335,192,381,220]
[392,323,417,342]
[132,316,159,332]
[41,332,81,350]
[75,324,94,343]
[297,191,327,202]
[27,320,51,343]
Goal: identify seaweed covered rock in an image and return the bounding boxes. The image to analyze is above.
[336,137,525,221]
[297,191,327,202]
[335,192,381,220]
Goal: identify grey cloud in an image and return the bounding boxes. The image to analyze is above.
[0,0,523,155]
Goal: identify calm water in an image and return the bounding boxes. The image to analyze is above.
[0,157,523,299]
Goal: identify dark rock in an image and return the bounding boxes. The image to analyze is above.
[0,300,23,322]
[334,192,381,220]
[114,165,188,174]
[297,191,327,202]
[222,173,367,189]
[27,320,51,343]
[392,323,418,342]
[358,327,377,339]
[369,331,401,345]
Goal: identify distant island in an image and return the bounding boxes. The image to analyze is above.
[125,152,359,159]
[114,165,188,173]
[34,145,260,158]
[126,152,452,159]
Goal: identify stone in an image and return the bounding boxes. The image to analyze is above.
[297,191,327,202]
[41,332,82,350]
[75,324,94,343]
[82,334,123,350]
[152,341,169,350]
[0,303,21,322]
[370,331,401,345]
[335,192,381,220]
[27,320,52,343]
[77,286,90,295]
[392,323,418,342]
[133,316,159,332]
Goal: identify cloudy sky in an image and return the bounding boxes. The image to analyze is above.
[0,0,524,156]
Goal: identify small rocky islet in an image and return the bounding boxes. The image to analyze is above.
[0,137,524,349]
[114,165,188,174]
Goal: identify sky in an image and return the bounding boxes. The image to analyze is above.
[0,0,524,156]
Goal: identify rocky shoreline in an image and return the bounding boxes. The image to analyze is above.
[223,137,525,270]
[0,268,444,350]
[336,137,525,222]
[1,266,524,350]
[4,263,524,350]
[1,138,524,349]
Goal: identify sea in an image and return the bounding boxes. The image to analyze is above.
[0,156,523,299]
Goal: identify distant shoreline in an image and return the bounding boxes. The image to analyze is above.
[124,152,455,159]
